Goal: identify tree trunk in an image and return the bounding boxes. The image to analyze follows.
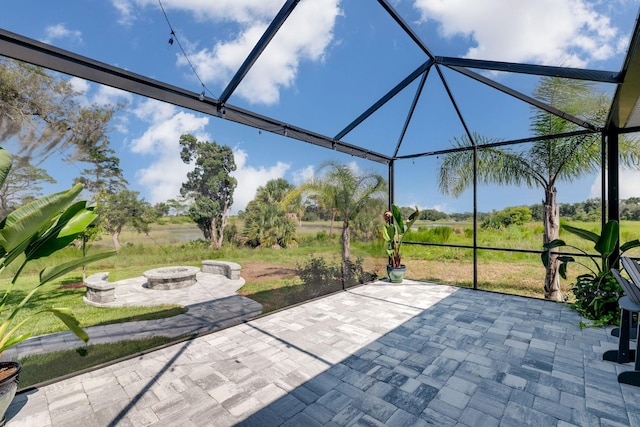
[341,218,350,284]
[215,215,226,249]
[543,186,562,301]
[329,210,336,238]
[211,201,230,250]
[209,219,219,249]
[111,231,121,250]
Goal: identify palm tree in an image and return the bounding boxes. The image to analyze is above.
[242,178,298,248]
[438,77,640,301]
[296,161,386,280]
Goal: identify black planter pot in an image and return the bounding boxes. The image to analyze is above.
[0,362,21,427]
[386,265,406,283]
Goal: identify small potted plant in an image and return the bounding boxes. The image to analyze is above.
[0,148,115,423]
[382,204,419,283]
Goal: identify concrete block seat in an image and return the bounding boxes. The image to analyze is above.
[202,260,241,280]
[83,272,115,307]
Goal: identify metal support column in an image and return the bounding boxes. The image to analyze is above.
[389,160,395,209]
[473,145,478,290]
[607,129,620,268]
[601,131,607,229]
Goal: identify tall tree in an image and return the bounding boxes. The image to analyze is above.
[0,58,119,163]
[75,140,154,249]
[438,77,640,301]
[74,145,127,195]
[295,162,386,280]
[0,156,55,217]
[166,197,190,216]
[96,189,155,250]
[179,134,237,249]
[243,178,297,248]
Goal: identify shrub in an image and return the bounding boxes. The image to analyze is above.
[571,274,621,325]
[481,206,532,230]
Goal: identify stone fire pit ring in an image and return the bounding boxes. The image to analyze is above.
[143,266,200,290]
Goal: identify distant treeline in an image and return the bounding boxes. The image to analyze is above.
[390,197,640,226]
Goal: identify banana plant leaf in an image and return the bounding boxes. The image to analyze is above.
[39,250,117,286]
[0,149,11,190]
[25,201,98,261]
[0,184,83,253]
[594,220,619,259]
[391,205,404,233]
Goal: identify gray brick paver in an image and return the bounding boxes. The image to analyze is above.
[6,281,640,427]
[459,406,499,427]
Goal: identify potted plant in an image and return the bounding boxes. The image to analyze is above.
[0,148,115,423]
[382,204,419,283]
[542,220,640,325]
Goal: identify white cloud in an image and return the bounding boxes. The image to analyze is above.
[590,169,640,200]
[111,0,137,26]
[133,98,178,123]
[92,85,133,107]
[69,77,90,94]
[41,24,83,45]
[413,0,623,67]
[131,101,210,202]
[292,165,315,185]
[114,0,340,105]
[129,100,289,211]
[231,148,290,213]
[120,0,283,25]
[68,77,133,107]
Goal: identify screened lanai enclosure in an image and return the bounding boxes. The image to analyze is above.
[2,0,640,385]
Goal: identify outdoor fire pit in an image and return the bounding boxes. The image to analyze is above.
[143,266,200,290]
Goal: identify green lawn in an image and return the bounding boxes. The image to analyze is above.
[18,336,181,389]
[2,218,639,388]
[4,218,639,339]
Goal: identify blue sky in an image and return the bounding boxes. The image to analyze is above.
[1,0,640,214]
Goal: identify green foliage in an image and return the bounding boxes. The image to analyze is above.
[481,206,532,230]
[96,189,155,249]
[558,198,601,222]
[382,204,419,267]
[0,148,116,357]
[243,179,297,248]
[542,220,640,324]
[410,226,453,244]
[74,144,126,195]
[620,197,640,221]
[0,156,56,218]
[418,208,449,221]
[180,134,237,249]
[165,197,190,216]
[0,58,119,163]
[571,274,621,325]
[223,222,241,246]
[351,198,386,240]
[316,230,328,241]
[243,204,298,248]
[438,78,638,299]
[294,161,386,274]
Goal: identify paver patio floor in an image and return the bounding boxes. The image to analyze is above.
[6,280,639,426]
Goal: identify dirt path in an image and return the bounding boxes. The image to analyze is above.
[241,261,298,283]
